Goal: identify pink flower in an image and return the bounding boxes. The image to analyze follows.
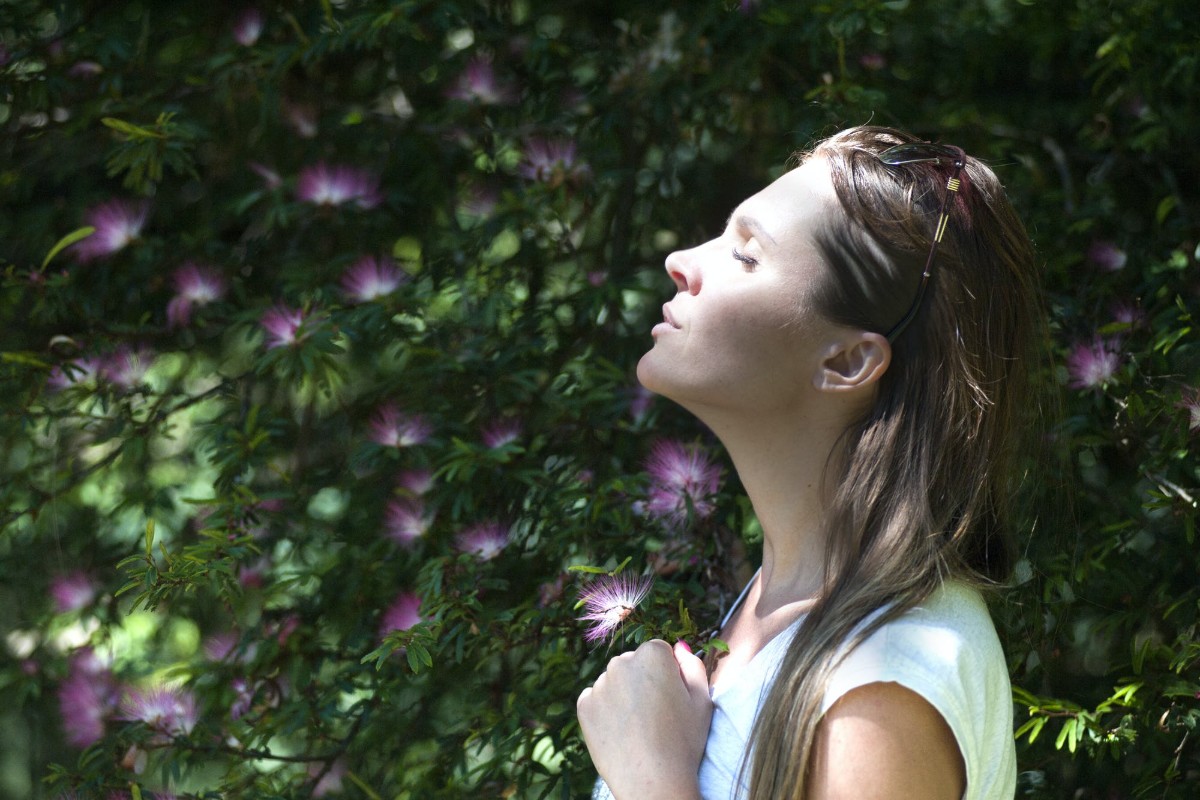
[643,440,722,527]
[120,685,198,740]
[397,468,434,495]
[577,573,653,643]
[68,61,103,78]
[447,56,515,105]
[481,417,521,448]
[454,521,509,561]
[58,652,119,748]
[48,357,101,390]
[1086,240,1127,272]
[859,52,887,70]
[168,263,227,326]
[202,632,239,662]
[72,200,149,262]
[1066,337,1122,391]
[458,184,498,222]
[1178,387,1200,433]
[101,346,154,389]
[232,9,264,46]
[260,304,308,349]
[340,256,407,303]
[296,162,382,209]
[518,137,589,186]
[50,571,97,613]
[229,677,256,720]
[1110,301,1144,327]
[379,591,424,637]
[284,102,318,139]
[368,404,432,447]
[248,161,283,189]
[384,497,433,544]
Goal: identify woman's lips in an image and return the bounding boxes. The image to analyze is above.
[662,304,681,329]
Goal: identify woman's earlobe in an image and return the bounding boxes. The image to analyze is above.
[813,333,891,392]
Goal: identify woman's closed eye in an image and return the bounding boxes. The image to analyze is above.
[731,247,758,270]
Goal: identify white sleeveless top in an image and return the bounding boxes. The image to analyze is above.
[593,576,1016,800]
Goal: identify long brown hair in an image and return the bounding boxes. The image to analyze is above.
[743,126,1042,797]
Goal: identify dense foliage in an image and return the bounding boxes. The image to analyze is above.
[1,1,1197,797]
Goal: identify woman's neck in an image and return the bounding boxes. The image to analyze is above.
[704,406,848,618]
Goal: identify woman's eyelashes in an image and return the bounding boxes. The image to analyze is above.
[731,247,759,270]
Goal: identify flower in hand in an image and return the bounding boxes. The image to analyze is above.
[577,573,653,644]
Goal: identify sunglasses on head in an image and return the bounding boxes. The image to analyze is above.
[873,142,966,342]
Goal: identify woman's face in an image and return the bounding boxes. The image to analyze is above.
[636,156,845,417]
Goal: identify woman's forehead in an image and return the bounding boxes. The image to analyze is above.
[734,157,835,242]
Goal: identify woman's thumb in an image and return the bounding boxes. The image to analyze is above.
[673,640,709,695]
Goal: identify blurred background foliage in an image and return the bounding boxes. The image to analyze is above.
[1,0,1198,797]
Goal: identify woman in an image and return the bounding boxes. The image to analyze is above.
[578,125,1040,799]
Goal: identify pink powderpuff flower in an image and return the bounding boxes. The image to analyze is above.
[50,571,97,614]
[396,468,434,495]
[248,161,283,189]
[237,556,270,589]
[859,52,887,71]
[284,102,319,139]
[481,417,522,449]
[457,184,498,222]
[643,440,722,527]
[379,591,424,637]
[47,357,101,390]
[454,521,509,561]
[447,56,515,105]
[1178,387,1200,433]
[1110,301,1145,327]
[518,137,589,186]
[368,404,432,447]
[58,655,119,748]
[101,346,154,389]
[260,304,308,349]
[120,685,198,741]
[1066,337,1123,391]
[340,255,408,303]
[232,9,264,46]
[296,162,382,209]
[167,263,226,326]
[384,497,433,545]
[228,677,256,720]
[1086,240,1127,272]
[68,61,104,78]
[577,573,653,643]
[202,632,239,662]
[72,200,149,262]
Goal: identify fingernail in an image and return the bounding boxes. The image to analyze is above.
[675,639,692,654]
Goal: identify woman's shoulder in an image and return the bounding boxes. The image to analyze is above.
[823,580,1009,713]
[822,580,1017,800]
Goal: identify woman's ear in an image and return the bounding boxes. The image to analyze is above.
[813,332,891,392]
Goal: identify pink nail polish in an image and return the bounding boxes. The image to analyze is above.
[675,639,692,654]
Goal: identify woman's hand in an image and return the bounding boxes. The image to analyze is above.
[577,639,711,800]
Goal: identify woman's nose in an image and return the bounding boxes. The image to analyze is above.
[664,247,701,294]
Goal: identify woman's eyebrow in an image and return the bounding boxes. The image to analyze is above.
[727,213,778,246]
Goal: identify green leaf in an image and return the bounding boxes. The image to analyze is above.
[41,226,95,269]
[1055,717,1075,750]
[101,117,165,139]
[1015,716,1048,744]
